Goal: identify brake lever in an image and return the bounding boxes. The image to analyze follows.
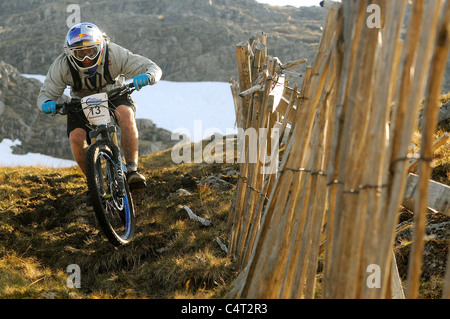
[119,85,136,96]
[52,103,64,116]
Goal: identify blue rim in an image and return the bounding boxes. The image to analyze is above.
[123,192,131,238]
[100,152,132,239]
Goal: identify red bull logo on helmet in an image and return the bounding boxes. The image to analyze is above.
[73,33,90,41]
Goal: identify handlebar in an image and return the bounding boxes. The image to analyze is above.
[55,82,136,115]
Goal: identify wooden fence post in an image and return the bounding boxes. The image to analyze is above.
[227,0,449,299]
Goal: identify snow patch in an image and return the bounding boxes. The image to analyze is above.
[0,139,77,168]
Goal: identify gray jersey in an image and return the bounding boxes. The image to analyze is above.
[37,42,162,109]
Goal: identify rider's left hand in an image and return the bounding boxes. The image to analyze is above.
[133,74,151,91]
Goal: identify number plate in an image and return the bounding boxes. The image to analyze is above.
[81,93,111,125]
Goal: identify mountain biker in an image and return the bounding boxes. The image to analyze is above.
[37,22,162,196]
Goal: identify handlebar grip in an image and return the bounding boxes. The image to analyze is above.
[54,103,66,115]
[55,100,80,115]
[54,84,135,115]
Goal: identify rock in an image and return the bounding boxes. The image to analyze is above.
[176,188,192,195]
[419,102,450,133]
[198,175,234,191]
[136,118,179,156]
[41,292,56,299]
[0,0,328,83]
[0,60,179,161]
[0,61,70,158]
[167,188,192,199]
[157,247,169,253]
[426,220,450,240]
[438,102,450,131]
[395,210,450,281]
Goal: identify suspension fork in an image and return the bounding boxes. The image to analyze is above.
[109,143,127,198]
[90,126,127,198]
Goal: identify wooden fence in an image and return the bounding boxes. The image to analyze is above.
[226,0,450,299]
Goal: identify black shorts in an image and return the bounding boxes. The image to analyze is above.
[67,93,137,143]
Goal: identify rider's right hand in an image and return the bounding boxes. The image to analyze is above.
[41,100,57,114]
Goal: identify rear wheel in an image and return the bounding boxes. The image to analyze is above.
[86,142,135,246]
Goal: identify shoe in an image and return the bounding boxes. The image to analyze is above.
[126,171,147,190]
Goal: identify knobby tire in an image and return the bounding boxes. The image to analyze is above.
[86,142,135,247]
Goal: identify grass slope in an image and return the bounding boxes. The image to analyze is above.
[0,142,239,299]
[0,116,448,299]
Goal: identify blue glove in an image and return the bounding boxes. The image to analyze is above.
[133,74,151,91]
[41,100,57,114]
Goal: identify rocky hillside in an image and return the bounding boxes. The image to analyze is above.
[0,0,449,92]
[0,61,178,160]
[0,0,327,82]
[0,0,330,160]
[0,0,328,160]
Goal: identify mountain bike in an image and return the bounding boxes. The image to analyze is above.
[56,83,138,247]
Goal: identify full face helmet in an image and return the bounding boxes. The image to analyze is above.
[65,22,105,78]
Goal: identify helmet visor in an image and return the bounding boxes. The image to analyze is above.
[72,45,101,62]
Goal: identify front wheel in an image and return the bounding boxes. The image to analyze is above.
[86,142,135,247]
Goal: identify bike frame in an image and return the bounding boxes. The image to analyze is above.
[57,85,134,194]
[55,83,137,246]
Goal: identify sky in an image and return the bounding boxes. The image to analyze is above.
[255,0,322,7]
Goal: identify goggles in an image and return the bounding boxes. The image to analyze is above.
[71,45,101,62]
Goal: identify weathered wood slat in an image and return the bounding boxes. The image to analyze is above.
[227,0,449,300]
[403,173,450,216]
[408,133,449,172]
[281,58,308,70]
